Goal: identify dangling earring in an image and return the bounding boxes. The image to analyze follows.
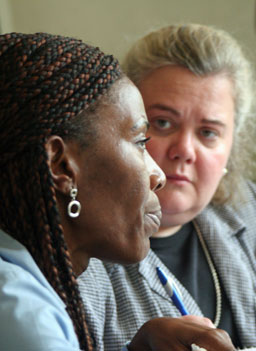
[223,168,228,175]
[67,187,81,218]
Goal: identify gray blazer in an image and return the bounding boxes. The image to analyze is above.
[79,181,256,351]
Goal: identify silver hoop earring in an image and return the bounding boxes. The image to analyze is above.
[223,168,228,175]
[67,187,81,218]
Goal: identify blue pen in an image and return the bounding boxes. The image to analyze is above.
[156,266,189,316]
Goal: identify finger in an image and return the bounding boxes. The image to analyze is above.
[180,315,215,328]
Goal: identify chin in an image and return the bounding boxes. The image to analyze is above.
[160,193,195,213]
[121,241,150,264]
[160,209,193,228]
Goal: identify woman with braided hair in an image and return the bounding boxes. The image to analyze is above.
[0,32,235,351]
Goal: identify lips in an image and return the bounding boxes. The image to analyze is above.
[145,209,162,231]
[166,174,190,182]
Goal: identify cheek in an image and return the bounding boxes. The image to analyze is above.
[146,138,167,166]
[197,151,228,187]
[103,158,149,221]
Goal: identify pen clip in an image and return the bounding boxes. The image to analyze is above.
[156,266,189,316]
[156,266,183,299]
[168,276,183,300]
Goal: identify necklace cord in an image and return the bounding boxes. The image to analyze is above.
[192,220,222,327]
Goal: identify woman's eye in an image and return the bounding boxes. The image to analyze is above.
[136,137,151,149]
[200,129,218,139]
[154,119,171,130]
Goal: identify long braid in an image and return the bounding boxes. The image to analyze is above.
[0,32,122,350]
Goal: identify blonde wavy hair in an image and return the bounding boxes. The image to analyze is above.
[123,23,256,205]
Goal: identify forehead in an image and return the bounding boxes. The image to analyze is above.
[141,66,233,94]
[97,78,148,134]
[139,66,234,112]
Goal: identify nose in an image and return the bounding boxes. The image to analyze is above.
[146,151,166,192]
[168,131,196,164]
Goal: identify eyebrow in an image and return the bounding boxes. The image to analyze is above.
[201,119,226,128]
[149,104,226,127]
[147,103,180,116]
[131,118,150,132]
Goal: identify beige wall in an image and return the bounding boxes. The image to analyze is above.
[0,0,255,62]
[0,0,14,33]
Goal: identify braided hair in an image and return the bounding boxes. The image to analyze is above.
[0,32,122,350]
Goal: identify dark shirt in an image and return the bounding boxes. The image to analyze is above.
[150,222,242,348]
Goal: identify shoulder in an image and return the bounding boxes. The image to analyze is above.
[198,180,256,251]
[78,258,114,320]
[226,180,256,225]
[78,259,118,349]
[246,180,256,198]
[78,258,113,294]
[202,180,256,224]
[0,250,79,350]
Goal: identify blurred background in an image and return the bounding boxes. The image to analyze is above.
[0,0,255,65]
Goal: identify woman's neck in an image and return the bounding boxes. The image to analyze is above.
[152,224,182,238]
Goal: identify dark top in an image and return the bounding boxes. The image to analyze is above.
[150,222,242,348]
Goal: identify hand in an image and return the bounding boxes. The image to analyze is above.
[128,316,235,351]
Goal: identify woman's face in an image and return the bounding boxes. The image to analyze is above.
[69,79,165,267]
[138,66,234,228]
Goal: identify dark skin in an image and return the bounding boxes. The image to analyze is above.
[46,78,235,350]
[46,79,165,275]
[128,316,235,351]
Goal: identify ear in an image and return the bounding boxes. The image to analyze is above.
[45,135,79,195]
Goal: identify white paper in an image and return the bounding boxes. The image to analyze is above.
[191,343,208,351]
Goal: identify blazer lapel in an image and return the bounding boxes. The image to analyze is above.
[138,249,205,317]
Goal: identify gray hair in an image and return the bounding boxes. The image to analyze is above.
[123,23,256,205]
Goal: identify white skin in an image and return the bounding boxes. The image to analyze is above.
[138,65,235,236]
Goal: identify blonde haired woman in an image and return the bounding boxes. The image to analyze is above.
[79,23,256,351]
